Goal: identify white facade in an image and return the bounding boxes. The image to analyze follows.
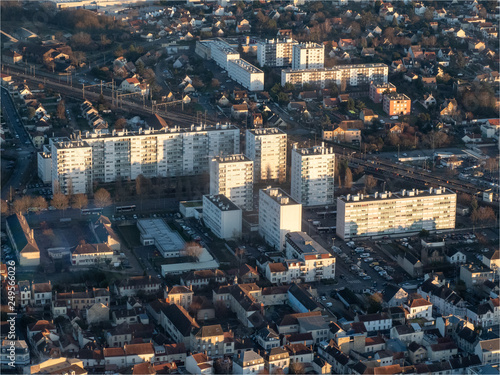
[210,155,253,211]
[37,150,52,184]
[285,231,336,282]
[291,144,335,206]
[203,195,242,240]
[51,140,93,195]
[292,42,324,70]
[259,187,302,250]
[256,38,298,67]
[227,59,264,91]
[209,40,240,70]
[245,128,287,182]
[336,188,457,240]
[46,124,239,194]
[282,63,388,88]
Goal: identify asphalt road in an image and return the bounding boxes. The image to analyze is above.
[1,87,36,200]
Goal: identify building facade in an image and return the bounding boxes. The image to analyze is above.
[257,38,298,67]
[203,194,242,240]
[281,63,388,89]
[44,124,239,194]
[259,187,302,250]
[292,42,325,70]
[227,59,264,91]
[245,128,287,183]
[210,155,254,211]
[291,143,335,206]
[336,188,457,240]
[369,82,397,103]
[383,93,412,116]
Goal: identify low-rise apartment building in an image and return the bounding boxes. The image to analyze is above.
[203,194,242,240]
[383,93,411,116]
[369,82,397,103]
[460,264,495,288]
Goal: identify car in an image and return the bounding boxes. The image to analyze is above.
[133,214,138,219]
[363,257,374,262]
[326,302,333,307]
[369,262,379,267]
[363,276,372,280]
[321,296,326,301]
[403,153,408,157]
[226,80,231,83]
[360,253,370,258]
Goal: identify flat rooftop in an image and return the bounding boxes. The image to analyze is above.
[385,93,411,100]
[213,154,252,164]
[286,232,330,256]
[204,194,241,211]
[295,42,323,49]
[293,144,335,156]
[137,219,185,255]
[339,187,456,203]
[247,128,285,136]
[229,58,263,74]
[261,187,300,206]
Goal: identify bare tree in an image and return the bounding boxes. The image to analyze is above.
[56,101,66,120]
[289,363,306,375]
[365,175,377,192]
[72,194,88,210]
[184,242,203,259]
[1,200,9,215]
[32,196,48,213]
[94,188,112,208]
[344,167,353,188]
[12,196,32,214]
[51,193,69,212]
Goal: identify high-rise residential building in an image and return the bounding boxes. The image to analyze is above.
[292,42,325,70]
[256,38,299,67]
[281,63,388,89]
[291,143,335,207]
[210,154,254,211]
[203,194,242,240]
[227,58,264,91]
[51,140,93,195]
[245,128,287,183]
[259,187,302,250]
[336,187,457,240]
[43,124,240,195]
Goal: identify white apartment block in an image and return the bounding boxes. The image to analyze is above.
[227,58,264,91]
[209,39,240,70]
[51,140,93,195]
[291,143,335,207]
[37,148,52,184]
[292,42,325,70]
[285,231,335,281]
[203,194,242,240]
[336,187,457,240]
[256,38,298,67]
[210,154,253,211]
[44,124,240,194]
[259,187,302,250]
[245,128,287,183]
[281,63,388,89]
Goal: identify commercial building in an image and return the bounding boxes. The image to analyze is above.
[259,187,302,250]
[210,154,254,211]
[256,38,298,67]
[245,128,287,183]
[291,143,335,206]
[369,82,397,103]
[281,63,388,89]
[383,93,412,116]
[292,42,325,70]
[137,218,185,258]
[43,124,239,195]
[227,58,264,91]
[285,231,336,281]
[336,187,457,240]
[203,194,242,240]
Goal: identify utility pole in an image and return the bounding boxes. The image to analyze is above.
[100,80,103,95]
[82,84,85,99]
